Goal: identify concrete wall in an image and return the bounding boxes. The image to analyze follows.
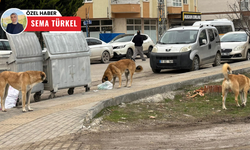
[93,0,109,18]
[113,18,126,33]
[198,0,236,21]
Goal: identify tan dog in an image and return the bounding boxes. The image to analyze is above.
[222,63,250,109]
[102,59,143,88]
[0,71,46,112]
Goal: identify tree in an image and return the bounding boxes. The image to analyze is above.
[4,0,84,16]
[227,0,250,36]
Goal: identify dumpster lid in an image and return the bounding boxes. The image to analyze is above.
[42,32,89,55]
[7,32,43,59]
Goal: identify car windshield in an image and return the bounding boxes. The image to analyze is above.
[160,30,198,44]
[221,33,247,42]
[110,35,134,42]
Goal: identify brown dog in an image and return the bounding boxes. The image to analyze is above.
[222,63,250,109]
[102,59,143,88]
[0,71,46,112]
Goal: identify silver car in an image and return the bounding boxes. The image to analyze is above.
[150,25,221,73]
[220,31,250,61]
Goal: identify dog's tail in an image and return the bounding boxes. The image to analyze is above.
[222,63,232,80]
[135,65,143,72]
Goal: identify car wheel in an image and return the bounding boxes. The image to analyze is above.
[152,68,161,73]
[101,51,110,63]
[147,47,153,58]
[246,50,250,61]
[126,48,133,59]
[213,52,221,67]
[190,56,199,71]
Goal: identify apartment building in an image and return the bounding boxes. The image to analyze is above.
[77,0,200,42]
[198,0,250,30]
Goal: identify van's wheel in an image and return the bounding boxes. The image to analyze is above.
[101,51,110,63]
[213,52,221,67]
[152,68,161,73]
[246,50,250,60]
[34,92,41,102]
[190,56,199,71]
[126,49,133,59]
[68,88,74,95]
[147,47,153,58]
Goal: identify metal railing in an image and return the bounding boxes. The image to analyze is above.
[111,0,140,4]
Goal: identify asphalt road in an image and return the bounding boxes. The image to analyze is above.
[36,56,213,101]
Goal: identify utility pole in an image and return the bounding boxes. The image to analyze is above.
[158,0,166,39]
[85,8,90,37]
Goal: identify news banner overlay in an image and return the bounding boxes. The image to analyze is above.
[1,8,27,35]
[1,8,81,33]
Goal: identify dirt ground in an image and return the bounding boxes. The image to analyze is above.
[76,116,250,149]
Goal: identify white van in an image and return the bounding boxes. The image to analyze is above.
[150,25,221,73]
[193,19,235,37]
[220,31,250,61]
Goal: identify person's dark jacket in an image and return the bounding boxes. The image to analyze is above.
[6,23,24,34]
[132,35,143,46]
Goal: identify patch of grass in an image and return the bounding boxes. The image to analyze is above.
[96,81,250,124]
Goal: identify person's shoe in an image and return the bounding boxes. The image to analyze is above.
[131,58,136,62]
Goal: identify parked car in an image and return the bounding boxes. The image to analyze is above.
[220,31,250,61]
[86,37,114,63]
[150,25,221,73]
[0,39,11,54]
[109,34,154,59]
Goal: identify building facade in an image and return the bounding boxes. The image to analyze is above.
[198,0,236,21]
[77,0,200,42]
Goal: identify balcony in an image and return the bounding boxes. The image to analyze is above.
[111,0,140,14]
[111,0,140,4]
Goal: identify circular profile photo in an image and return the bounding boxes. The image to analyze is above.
[1,8,27,35]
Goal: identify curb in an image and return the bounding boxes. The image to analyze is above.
[83,66,250,123]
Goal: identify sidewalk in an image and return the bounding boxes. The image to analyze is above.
[0,61,250,149]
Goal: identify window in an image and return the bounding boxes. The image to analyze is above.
[144,19,157,43]
[213,29,218,37]
[127,19,141,34]
[183,0,188,4]
[173,0,182,7]
[87,39,102,45]
[241,0,249,11]
[84,0,93,2]
[0,42,4,50]
[141,35,148,41]
[199,30,207,46]
[160,30,198,44]
[2,41,11,50]
[208,29,215,42]
[214,25,233,34]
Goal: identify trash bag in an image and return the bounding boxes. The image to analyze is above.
[97,81,113,90]
[0,86,19,109]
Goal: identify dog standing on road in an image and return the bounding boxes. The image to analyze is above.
[0,71,47,112]
[102,59,143,88]
[222,63,250,109]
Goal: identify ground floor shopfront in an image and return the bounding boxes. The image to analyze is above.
[81,18,158,43]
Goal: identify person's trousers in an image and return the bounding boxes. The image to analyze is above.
[132,46,145,60]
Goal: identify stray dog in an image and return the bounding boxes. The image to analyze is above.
[0,71,47,112]
[102,59,143,88]
[222,63,250,109]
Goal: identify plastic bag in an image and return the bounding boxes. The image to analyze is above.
[0,86,19,109]
[97,81,113,90]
